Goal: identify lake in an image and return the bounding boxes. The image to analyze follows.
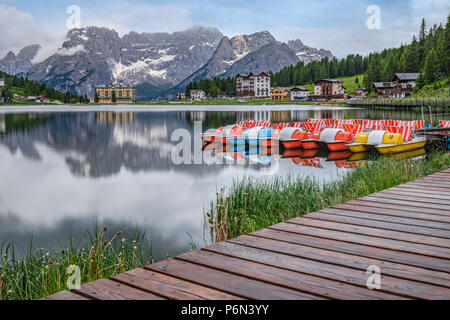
[0,104,447,258]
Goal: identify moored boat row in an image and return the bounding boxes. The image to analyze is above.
[202,118,436,155]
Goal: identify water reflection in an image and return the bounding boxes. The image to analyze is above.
[0,106,445,257]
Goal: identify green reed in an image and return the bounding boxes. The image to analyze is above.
[0,226,153,300]
[207,152,450,242]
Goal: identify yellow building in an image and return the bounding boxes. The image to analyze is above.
[95,85,135,104]
[270,87,290,101]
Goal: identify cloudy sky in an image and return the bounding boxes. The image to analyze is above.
[0,0,449,61]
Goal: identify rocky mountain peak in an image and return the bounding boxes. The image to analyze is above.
[0,45,41,75]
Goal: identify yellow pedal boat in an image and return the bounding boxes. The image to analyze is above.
[346,130,403,153]
[375,137,427,155]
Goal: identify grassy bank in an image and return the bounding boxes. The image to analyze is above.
[207,152,450,242]
[137,99,347,106]
[0,227,152,300]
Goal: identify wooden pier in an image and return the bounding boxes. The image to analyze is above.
[45,169,450,300]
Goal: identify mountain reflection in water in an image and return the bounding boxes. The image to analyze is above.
[0,106,433,257]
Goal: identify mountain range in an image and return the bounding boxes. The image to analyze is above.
[0,26,333,99]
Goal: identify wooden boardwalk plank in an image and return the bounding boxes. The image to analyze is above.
[111,268,242,300]
[382,188,450,200]
[204,241,450,299]
[176,249,403,300]
[72,279,166,300]
[146,259,322,300]
[319,207,450,231]
[270,222,450,259]
[368,193,450,206]
[393,185,450,195]
[343,199,450,217]
[360,196,450,211]
[290,217,450,247]
[305,212,450,238]
[44,169,450,300]
[332,203,450,223]
[228,235,450,288]
[253,228,450,272]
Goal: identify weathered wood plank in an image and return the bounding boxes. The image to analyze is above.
[270,222,450,259]
[176,249,403,299]
[305,212,450,238]
[253,228,450,272]
[382,188,450,200]
[290,216,450,247]
[359,196,450,212]
[332,203,450,223]
[111,268,242,300]
[228,235,450,288]
[146,259,322,300]
[343,199,450,216]
[41,290,89,300]
[204,241,450,299]
[400,183,450,192]
[393,185,450,195]
[319,207,450,231]
[72,279,165,300]
[368,193,450,206]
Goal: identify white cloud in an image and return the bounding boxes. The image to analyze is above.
[0,5,66,62]
[56,44,86,56]
[82,3,194,36]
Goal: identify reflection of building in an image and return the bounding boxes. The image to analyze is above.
[236,73,270,98]
[189,111,206,121]
[0,114,5,133]
[96,112,135,124]
[95,85,135,104]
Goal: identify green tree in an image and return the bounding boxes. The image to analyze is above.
[94,91,99,103]
[422,48,440,84]
[111,90,117,103]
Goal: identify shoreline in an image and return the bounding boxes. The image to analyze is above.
[0,103,356,114]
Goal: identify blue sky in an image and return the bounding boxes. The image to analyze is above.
[1,0,449,60]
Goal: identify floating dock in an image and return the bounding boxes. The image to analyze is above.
[44,169,450,300]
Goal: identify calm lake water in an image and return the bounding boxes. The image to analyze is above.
[0,104,448,258]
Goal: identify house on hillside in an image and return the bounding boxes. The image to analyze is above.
[270,87,291,101]
[313,79,345,100]
[177,92,186,100]
[190,90,206,101]
[391,73,419,98]
[373,82,394,98]
[13,93,26,101]
[290,87,310,100]
[37,96,51,103]
[236,72,271,98]
[95,85,135,104]
[354,87,367,97]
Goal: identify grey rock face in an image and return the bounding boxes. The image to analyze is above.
[287,39,334,64]
[169,31,277,94]
[222,42,300,78]
[27,26,223,97]
[17,26,333,98]
[0,44,41,75]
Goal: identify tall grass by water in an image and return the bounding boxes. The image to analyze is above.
[207,152,450,242]
[0,226,152,300]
